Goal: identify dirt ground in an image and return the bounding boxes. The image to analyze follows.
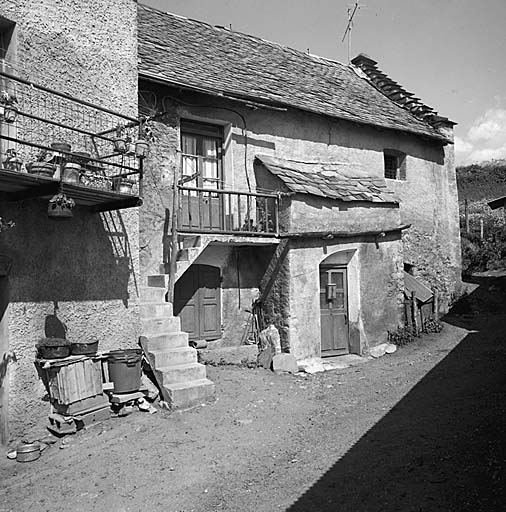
[1,276,506,512]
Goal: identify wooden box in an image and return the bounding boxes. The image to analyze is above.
[47,358,103,405]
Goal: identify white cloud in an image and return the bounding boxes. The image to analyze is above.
[454,135,473,155]
[468,108,506,144]
[455,108,506,165]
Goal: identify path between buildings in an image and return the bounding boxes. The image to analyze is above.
[1,276,506,511]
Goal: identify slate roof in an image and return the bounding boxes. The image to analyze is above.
[138,4,447,142]
[255,155,398,203]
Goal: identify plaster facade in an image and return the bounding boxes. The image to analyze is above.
[140,83,457,359]
[0,0,139,442]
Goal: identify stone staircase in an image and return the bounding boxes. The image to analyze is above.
[139,285,215,409]
[156,235,210,285]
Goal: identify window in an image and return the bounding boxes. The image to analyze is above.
[383,150,406,180]
[180,120,223,191]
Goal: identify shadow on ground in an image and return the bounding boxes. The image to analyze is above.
[287,276,506,512]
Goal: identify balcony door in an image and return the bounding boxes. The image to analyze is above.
[180,120,223,231]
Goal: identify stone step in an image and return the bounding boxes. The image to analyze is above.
[149,346,197,367]
[147,274,170,288]
[141,315,181,335]
[139,286,166,303]
[160,362,207,384]
[147,331,189,351]
[162,378,215,409]
[140,301,173,318]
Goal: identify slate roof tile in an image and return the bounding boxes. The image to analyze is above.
[138,4,446,142]
[256,155,398,204]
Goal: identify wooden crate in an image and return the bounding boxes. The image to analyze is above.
[47,358,103,405]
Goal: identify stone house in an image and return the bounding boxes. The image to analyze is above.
[0,0,141,443]
[0,1,462,443]
[137,2,462,387]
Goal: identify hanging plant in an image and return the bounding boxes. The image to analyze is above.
[113,123,128,154]
[47,192,75,220]
[0,217,15,232]
[0,90,19,123]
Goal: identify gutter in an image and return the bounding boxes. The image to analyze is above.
[280,224,411,239]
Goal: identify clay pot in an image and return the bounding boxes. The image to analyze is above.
[62,163,81,184]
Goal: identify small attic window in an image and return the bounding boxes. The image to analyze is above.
[384,150,406,180]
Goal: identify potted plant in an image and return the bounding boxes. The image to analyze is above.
[27,149,56,178]
[47,192,76,219]
[2,148,23,172]
[0,91,18,123]
[113,124,128,154]
[112,176,135,194]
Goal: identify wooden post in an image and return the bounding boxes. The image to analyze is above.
[465,199,470,235]
[480,218,484,240]
[434,289,439,322]
[411,291,418,334]
[167,160,180,304]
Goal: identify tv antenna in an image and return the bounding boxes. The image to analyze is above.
[341,2,364,64]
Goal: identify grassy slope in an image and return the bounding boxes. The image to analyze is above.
[457,160,506,202]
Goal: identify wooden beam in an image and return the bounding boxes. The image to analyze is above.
[6,182,60,202]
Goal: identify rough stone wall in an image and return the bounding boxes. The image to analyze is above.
[139,110,180,279]
[0,0,139,441]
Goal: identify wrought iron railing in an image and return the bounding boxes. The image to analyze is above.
[178,186,279,236]
[0,70,143,197]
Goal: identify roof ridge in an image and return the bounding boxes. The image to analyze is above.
[350,53,456,129]
[138,2,348,71]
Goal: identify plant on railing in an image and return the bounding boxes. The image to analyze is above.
[0,90,18,123]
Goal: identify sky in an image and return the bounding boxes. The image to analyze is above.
[143,0,506,166]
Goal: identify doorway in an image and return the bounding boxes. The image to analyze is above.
[320,267,350,356]
[174,264,221,341]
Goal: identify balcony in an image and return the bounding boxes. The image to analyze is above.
[178,186,280,236]
[0,70,144,212]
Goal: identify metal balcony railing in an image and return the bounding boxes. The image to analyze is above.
[178,186,279,236]
[0,70,144,211]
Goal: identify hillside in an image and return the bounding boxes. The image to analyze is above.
[457,160,506,202]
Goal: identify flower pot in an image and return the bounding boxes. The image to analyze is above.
[112,177,134,194]
[3,156,23,172]
[27,162,55,178]
[3,105,18,123]
[135,140,149,158]
[51,142,71,153]
[62,163,81,184]
[126,142,136,155]
[48,202,73,219]
[113,138,127,154]
[70,340,99,356]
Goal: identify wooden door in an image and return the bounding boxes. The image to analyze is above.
[320,267,349,356]
[180,128,224,231]
[174,265,221,341]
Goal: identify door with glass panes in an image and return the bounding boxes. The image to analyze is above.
[180,120,223,230]
[320,267,350,356]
